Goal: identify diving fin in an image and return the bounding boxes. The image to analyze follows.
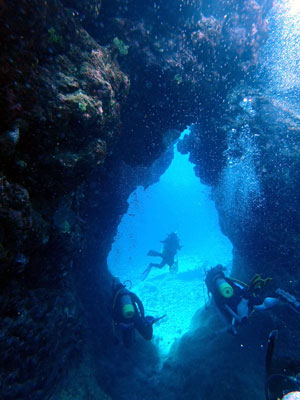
[147,250,162,257]
[265,330,278,400]
[276,288,300,308]
[276,288,300,317]
[266,330,278,376]
[151,314,167,325]
[141,265,152,281]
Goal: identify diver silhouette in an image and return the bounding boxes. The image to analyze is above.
[141,232,182,281]
[111,278,165,347]
[205,265,282,335]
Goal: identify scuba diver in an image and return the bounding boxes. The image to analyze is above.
[111,278,165,347]
[204,264,281,335]
[141,232,182,281]
[265,330,300,400]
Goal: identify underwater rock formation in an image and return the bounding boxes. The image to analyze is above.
[156,305,276,400]
[87,0,273,165]
[0,0,129,269]
[0,1,130,398]
[3,0,300,399]
[180,84,300,283]
[214,84,300,278]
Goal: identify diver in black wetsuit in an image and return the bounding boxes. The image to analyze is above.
[141,232,182,281]
[111,279,164,347]
[205,265,281,335]
[265,330,300,400]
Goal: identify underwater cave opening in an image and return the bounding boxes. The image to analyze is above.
[107,127,233,356]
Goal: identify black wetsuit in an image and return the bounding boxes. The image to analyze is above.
[205,269,263,322]
[112,286,153,347]
[160,236,181,266]
[150,233,181,268]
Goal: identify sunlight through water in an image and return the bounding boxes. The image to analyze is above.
[108,129,233,356]
[288,0,300,14]
[260,0,300,95]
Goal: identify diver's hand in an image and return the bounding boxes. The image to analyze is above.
[146,315,167,325]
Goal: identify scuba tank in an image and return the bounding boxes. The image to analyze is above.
[120,293,135,319]
[215,278,234,298]
[205,265,234,298]
[112,279,135,320]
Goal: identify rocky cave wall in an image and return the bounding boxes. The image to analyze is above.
[0,1,131,398]
[2,0,300,399]
[179,84,300,284]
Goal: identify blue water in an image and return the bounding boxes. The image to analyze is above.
[105,0,300,383]
[4,0,300,399]
[259,0,300,98]
[108,129,232,278]
[108,128,233,354]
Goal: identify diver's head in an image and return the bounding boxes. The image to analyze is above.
[205,264,228,294]
[168,232,177,238]
[208,264,226,278]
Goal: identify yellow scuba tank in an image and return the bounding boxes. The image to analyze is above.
[120,294,135,319]
[215,278,234,298]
